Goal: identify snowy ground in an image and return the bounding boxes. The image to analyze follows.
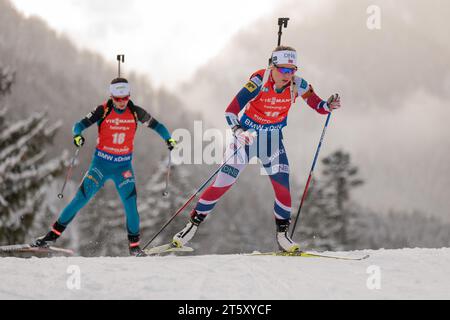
[0,248,449,300]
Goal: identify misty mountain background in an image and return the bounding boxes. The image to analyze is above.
[180,0,450,221]
[1,0,449,255]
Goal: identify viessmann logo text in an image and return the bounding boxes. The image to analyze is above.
[261,97,291,104]
[106,118,135,126]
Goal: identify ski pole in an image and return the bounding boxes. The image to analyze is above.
[142,144,244,250]
[162,152,172,197]
[117,54,125,77]
[291,112,332,238]
[57,148,81,199]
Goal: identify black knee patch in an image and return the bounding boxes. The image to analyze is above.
[78,182,87,198]
[126,187,137,200]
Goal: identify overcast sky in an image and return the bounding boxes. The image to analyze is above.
[10,0,281,88]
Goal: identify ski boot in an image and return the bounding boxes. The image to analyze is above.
[276,219,300,253]
[128,235,147,257]
[32,222,65,248]
[172,210,206,248]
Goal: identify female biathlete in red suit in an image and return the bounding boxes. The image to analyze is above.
[172,46,341,252]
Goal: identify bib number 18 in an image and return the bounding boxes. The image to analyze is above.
[264,111,280,118]
[112,133,126,145]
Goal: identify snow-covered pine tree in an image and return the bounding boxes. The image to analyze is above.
[321,150,364,249]
[0,65,67,245]
[297,177,336,250]
[299,150,364,251]
[0,66,13,95]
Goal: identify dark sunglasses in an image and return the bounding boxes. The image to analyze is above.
[112,96,130,102]
[275,66,297,75]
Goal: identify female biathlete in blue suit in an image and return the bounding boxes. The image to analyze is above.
[34,78,176,256]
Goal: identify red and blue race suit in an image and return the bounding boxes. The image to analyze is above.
[195,69,330,221]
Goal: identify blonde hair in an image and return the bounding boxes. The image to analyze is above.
[273,45,296,53]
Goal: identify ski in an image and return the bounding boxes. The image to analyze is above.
[0,244,74,257]
[143,243,194,256]
[249,251,370,261]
